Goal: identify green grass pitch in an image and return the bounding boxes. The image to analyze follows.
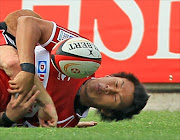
[0,110,179,140]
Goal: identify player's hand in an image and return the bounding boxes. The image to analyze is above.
[7,71,34,108]
[76,121,97,128]
[38,104,58,127]
[6,85,39,122]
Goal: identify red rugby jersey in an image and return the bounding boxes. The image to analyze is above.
[41,22,83,52]
[0,70,10,112]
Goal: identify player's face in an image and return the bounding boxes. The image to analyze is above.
[84,76,135,110]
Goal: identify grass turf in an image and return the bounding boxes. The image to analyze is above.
[0,111,179,140]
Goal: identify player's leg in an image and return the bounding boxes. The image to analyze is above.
[0,45,21,79]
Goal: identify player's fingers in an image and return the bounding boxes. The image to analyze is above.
[8,80,16,85]
[12,85,37,107]
[90,121,97,126]
[25,90,39,108]
[41,124,49,127]
[10,95,16,102]
[11,94,26,108]
[47,120,57,127]
[85,121,97,127]
[12,89,30,107]
[39,120,49,128]
[7,88,21,95]
[9,84,19,90]
[39,119,47,127]
[22,85,37,103]
[77,121,97,128]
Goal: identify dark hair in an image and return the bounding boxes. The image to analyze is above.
[97,72,149,121]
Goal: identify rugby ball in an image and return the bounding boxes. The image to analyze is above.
[51,37,101,78]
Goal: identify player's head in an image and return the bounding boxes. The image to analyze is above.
[81,72,149,121]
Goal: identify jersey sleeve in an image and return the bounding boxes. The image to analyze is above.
[40,22,82,52]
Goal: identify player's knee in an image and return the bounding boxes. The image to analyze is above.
[2,56,20,71]
[2,56,21,78]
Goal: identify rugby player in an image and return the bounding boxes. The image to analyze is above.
[0,10,149,127]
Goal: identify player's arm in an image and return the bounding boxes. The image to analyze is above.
[0,86,39,127]
[0,44,57,126]
[8,16,54,107]
[34,75,58,127]
[15,16,54,64]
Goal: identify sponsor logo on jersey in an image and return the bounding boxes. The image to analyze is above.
[57,30,75,41]
[38,61,47,73]
[38,61,47,82]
